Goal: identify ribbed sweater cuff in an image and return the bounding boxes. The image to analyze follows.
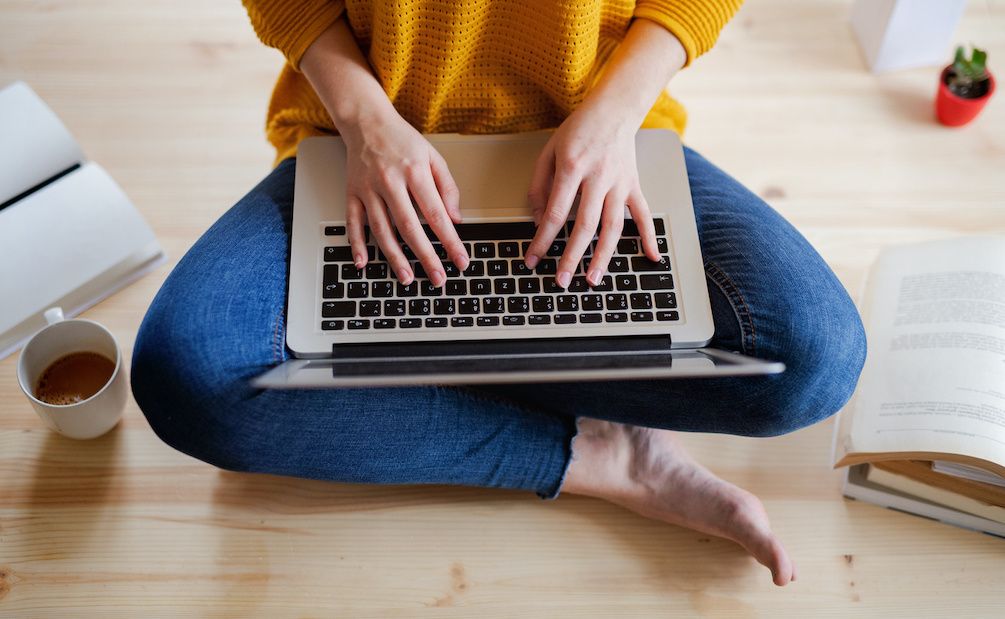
[633,0,741,67]
[243,0,346,71]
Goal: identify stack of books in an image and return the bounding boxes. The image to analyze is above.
[833,237,1005,537]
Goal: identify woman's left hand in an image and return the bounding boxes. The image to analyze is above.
[524,108,662,288]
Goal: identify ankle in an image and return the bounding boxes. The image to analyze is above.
[559,418,635,500]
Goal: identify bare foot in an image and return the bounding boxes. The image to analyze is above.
[561,418,796,586]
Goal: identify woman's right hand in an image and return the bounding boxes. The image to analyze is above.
[340,114,468,287]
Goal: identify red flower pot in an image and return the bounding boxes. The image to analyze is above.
[936,66,995,127]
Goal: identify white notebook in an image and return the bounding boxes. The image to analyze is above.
[0,81,166,359]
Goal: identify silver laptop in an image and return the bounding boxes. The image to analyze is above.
[254,130,783,388]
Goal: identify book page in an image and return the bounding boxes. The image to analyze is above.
[0,81,84,203]
[837,236,1005,470]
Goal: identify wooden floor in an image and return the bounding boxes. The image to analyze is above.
[3,1,1004,616]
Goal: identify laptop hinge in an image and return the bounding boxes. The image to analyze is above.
[331,334,673,361]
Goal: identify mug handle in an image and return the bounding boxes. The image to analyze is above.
[44,306,64,325]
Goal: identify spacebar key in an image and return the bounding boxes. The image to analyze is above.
[454,222,536,241]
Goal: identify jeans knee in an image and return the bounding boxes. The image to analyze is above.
[753,295,867,437]
[131,303,254,473]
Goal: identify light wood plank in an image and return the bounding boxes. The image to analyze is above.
[2,0,1005,616]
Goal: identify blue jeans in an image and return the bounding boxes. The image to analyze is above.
[131,149,866,499]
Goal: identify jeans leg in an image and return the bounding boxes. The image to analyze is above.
[472,146,867,437]
[131,159,576,498]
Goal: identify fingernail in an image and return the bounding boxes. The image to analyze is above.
[556,271,571,288]
[587,269,602,286]
[456,254,469,271]
[397,267,413,285]
[431,270,446,287]
[354,254,364,269]
[526,254,539,269]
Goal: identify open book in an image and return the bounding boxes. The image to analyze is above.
[833,236,1005,536]
[0,82,165,359]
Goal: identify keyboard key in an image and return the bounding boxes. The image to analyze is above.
[321,320,344,330]
[657,237,668,253]
[657,310,680,321]
[630,311,654,322]
[605,312,628,323]
[630,293,653,309]
[557,295,579,312]
[499,242,520,257]
[615,275,638,291]
[359,301,381,316]
[488,260,509,276]
[322,282,344,299]
[446,280,467,296]
[568,276,589,292]
[507,297,530,313]
[464,261,485,276]
[431,243,448,259]
[368,281,391,298]
[434,298,455,315]
[536,259,557,274]
[474,243,495,258]
[503,315,526,326]
[347,282,369,298]
[397,281,418,297]
[374,318,395,329]
[605,294,628,310]
[494,278,516,295]
[365,263,387,279]
[400,318,421,328]
[511,260,532,276]
[451,316,474,327]
[408,299,430,315]
[341,264,362,280]
[547,240,566,257]
[455,222,536,240]
[529,315,551,325]
[470,278,492,295]
[477,316,500,326]
[324,246,353,262]
[580,313,602,323]
[421,281,443,296]
[640,274,675,290]
[632,256,671,272]
[654,218,666,235]
[554,314,576,324]
[581,294,603,311]
[458,298,480,314]
[402,245,416,260]
[324,225,346,236]
[384,300,406,316]
[443,262,460,277]
[532,296,554,312]
[412,262,427,279]
[616,239,638,255]
[621,220,639,236]
[543,278,563,293]
[348,319,370,329]
[426,317,448,327]
[484,297,505,313]
[655,292,678,308]
[322,301,355,317]
[591,275,613,291]
[323,264,340,286]
[519,277,541,293]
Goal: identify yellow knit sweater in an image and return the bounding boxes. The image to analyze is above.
[242,0,741,164]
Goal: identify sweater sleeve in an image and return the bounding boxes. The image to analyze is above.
[242,0,346,70]
[633,0,742,67]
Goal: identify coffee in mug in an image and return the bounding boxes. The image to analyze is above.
[35,351,117,405]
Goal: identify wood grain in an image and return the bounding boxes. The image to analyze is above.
[2,0,1005,616]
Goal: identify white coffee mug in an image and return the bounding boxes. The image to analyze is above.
[16,307,127,439]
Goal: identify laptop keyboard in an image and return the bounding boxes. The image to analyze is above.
[318,219,680,331]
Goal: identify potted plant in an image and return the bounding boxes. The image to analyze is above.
[936,46,995,127]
